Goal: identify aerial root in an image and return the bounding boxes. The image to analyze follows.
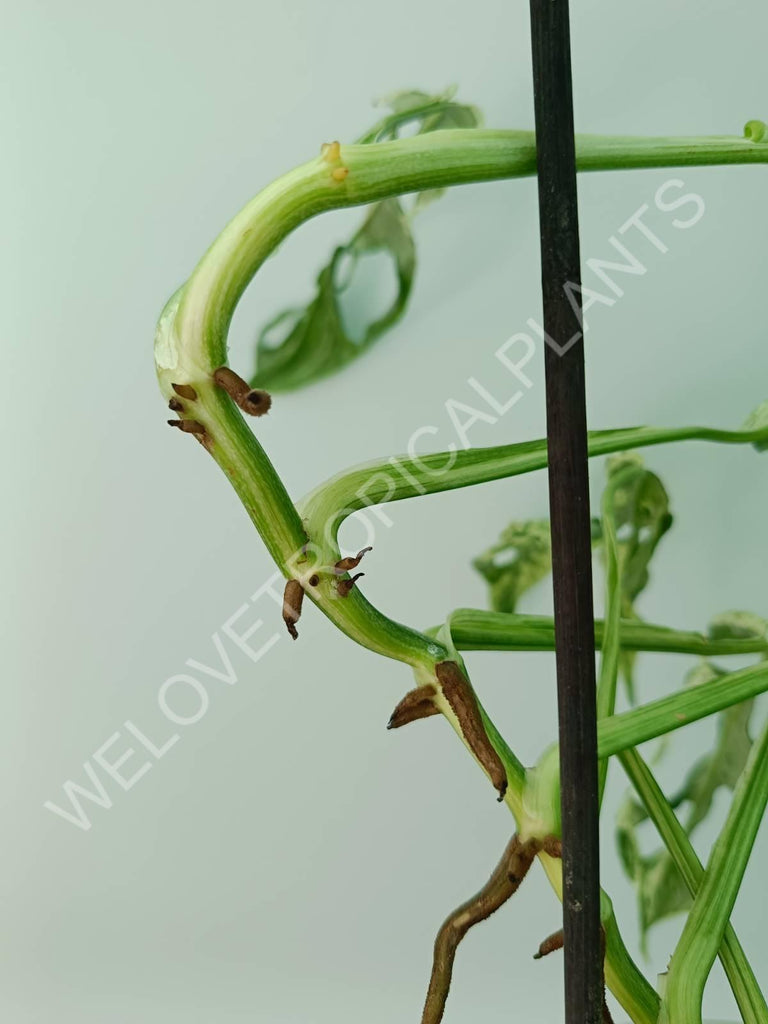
[532,924,614,1023]
[213,366,272,416]
[421,834,539,1024]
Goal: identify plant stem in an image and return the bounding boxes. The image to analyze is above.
[438,610,768,657]
[598,661,768,758]
[300,424,768,546]
[168,126,768,373]
[596,466,641,800]
[660,717,768,1023]
[619,748,768,1023]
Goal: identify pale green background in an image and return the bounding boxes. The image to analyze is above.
[3,0,767,1020]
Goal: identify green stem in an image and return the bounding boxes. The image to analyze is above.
[300,424,768,548]
[598,660,768,758]
[170,126,768,372]
[619,748,768,1023]
[596,467,641,799]
[437,609,768,657]
[661,717,768,1023]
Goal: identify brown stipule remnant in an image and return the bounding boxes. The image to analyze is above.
[421,834,538,1024]
[337,572,364,598]
[171,382,198,401]
[282,579,304,640]
[167,419,207,436]
[533,928,564,960]
[334,546,372,574]
[213,366,272,417]
[435,661,507,801]
[387,685,439,730]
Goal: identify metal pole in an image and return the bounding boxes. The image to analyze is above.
[528,2,603,1021]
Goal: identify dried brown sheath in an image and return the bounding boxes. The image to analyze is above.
[213,366,272,416]
[171,382,198,400]
[282,579,304,640]
[334,546,372,573]
[422,834,538,1024]
[435,662,507,800]
[387,685,439,729]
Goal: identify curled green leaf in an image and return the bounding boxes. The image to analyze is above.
[741,400,768,451]
[249,89,482,392]
[472,519,555,614]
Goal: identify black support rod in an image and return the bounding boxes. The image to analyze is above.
[528,3,603,1022]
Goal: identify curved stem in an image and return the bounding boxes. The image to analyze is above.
[301,423,768,550]
[172,126,768,372]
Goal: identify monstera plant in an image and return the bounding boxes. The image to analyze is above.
[155,90,768,1023]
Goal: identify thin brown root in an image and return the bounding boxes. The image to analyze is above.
[533,927,564,960]
[387,685,439,730]
[532,924,613,1022]
[422,835,539,1024]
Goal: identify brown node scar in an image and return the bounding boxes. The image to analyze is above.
[387,685,439,730]
[334,546,372,574]
[213,366,272,417]
[282,579,304,640]
[167,419,206,436]
[337,572,364,597]
[171,382,198,401]
[422,834,539,1024]
[435,661,507,801]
